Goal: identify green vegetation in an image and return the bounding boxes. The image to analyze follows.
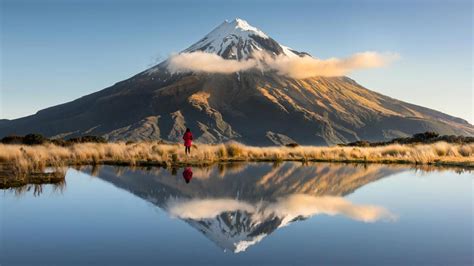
[1,134,107,146]
[341,132,473,147]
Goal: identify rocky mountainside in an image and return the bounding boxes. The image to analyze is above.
[1,18,472,145]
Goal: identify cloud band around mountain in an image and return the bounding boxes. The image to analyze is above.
[167,51,399,79]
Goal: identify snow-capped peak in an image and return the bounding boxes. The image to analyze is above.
[226,18,268,38]
[183,18,305,60]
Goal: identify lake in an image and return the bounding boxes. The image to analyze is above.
[1,162,472,265]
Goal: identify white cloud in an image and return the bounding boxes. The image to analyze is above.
[167,52,257,74]
[166,198,255,220]
[167,51,399,79]
[166,194,396,223]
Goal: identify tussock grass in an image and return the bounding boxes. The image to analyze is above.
[0,141,473,174]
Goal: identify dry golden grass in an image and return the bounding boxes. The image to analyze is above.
[0,141,472,173]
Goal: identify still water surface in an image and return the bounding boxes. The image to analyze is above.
[1,163,472,265]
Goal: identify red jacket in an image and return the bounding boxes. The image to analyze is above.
[183,131,193,147]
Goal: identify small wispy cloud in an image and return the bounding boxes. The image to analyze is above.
[167,51,399,79]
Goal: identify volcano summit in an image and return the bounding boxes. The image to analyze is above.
[1,18,472,145]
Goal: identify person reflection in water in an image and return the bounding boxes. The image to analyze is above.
[183,128,193,155]
[182,167,193,184]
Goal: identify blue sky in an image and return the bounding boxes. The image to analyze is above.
[1,0,472,123]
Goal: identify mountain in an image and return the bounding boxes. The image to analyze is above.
[87,162,402,253]
[1,18,472,145]
[182,18,308,60]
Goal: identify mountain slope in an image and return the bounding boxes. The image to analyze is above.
[0,18,472,145]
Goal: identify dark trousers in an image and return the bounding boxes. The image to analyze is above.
[185,146,191,154]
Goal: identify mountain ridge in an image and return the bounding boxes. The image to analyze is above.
[0,18,472,145]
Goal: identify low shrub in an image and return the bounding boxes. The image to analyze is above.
[285,143,299,148]
[343,132,474,147]
[1,135,24,145]
[1,134,107,146]
[67,135,107,144]
[1,134,47,145]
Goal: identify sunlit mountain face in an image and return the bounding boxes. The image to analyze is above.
[83,162,401,253]
[1,18,472,144]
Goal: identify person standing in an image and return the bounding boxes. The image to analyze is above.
[183,128,193,155]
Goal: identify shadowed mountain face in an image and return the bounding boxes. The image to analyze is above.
[84,162,403,253]
[1,19,472,145]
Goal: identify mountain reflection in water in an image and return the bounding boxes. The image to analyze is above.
[77,162,400,253]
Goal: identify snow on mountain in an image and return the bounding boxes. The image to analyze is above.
[185,211,270,253]
[183,18,305,59]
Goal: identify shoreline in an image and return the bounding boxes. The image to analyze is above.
[69,157,474,169]
[1,141,473,175]
[1,158,470,190]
